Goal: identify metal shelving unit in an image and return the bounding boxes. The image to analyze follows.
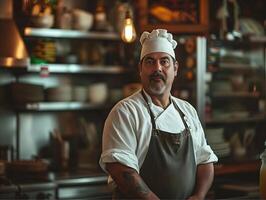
[24,27,120,40]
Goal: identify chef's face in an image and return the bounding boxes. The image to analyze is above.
[139,52,178,96]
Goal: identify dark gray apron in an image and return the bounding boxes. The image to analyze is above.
[139,91,196,199]
[113,91,196,199]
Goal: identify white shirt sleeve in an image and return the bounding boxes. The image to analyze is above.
[184,102,218,165]
[99,102,140,173]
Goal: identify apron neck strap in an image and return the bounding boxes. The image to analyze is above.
[141,90,156,128]
[172,101,189,130]
[141,90,189,130]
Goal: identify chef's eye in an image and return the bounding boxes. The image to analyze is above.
[144,58,155,65]
[160,58,170,67]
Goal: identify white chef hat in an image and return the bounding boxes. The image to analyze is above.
[140,29,177,60]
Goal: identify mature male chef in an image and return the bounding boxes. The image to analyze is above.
[100,29,218,200]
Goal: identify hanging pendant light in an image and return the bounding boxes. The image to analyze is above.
[121,9,136,43]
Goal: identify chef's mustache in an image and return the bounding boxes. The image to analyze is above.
[149,72,165,82]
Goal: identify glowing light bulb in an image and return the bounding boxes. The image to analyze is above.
[121,10,136,43]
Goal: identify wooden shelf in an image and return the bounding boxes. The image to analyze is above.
[214,160,260,176]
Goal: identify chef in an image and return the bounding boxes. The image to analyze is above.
[99,29,218,200]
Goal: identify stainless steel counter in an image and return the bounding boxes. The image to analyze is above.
[0,171,111,199]
[54,172,111,199]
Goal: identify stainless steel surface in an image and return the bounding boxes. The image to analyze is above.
[0,1,29,67]
[57,183,111,199]
[24,27,120,40]
[28,64,128,74]
[196,37,207,124]
[55,174,110,199]
[19,182,57,191]
[18,182,56,200]
[0,184,18,199]
[55,174,108,185]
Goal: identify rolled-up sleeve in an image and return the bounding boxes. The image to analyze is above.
[99,103,140,173]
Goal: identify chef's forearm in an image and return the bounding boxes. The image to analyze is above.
[106,162,159,200]
[191,163,214,200]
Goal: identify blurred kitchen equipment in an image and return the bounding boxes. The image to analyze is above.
[72,9,93,31]
[50,129,69,171]
[0,145,13,162]
[230,129,255,157]
[87,43,105,65]
[5,159,49,182]
[205,128,231,158]
[240,18,265,36]
[73,86,87,102]
[55,40,71,57]
[56,6,73,29]
[78,119,99,170]
[46,86,72,102]
[6,159,48,174]
[87,83,108,104]
[94,0,111,31]
[8,82,44,103]
[0,161,5,176]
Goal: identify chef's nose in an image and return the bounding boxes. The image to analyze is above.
[154,60,163,72]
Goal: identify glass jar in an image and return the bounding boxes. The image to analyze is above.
[260,141,266,199]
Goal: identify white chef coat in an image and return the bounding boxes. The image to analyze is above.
[100,90,218,174]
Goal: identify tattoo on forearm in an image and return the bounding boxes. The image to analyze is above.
[122,171,150,198]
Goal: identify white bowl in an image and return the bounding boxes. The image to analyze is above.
[31,15,54,28]
[72,9,93,31]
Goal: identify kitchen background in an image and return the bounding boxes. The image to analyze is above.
[0,0,265,199]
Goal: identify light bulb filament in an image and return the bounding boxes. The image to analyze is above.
[121,11,136,43]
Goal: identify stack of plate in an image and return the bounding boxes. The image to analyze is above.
[205,128,231,158]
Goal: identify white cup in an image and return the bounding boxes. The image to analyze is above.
[87,83,108,104]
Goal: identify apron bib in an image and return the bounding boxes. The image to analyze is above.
[114,91,196,199]
[139,91,196,199]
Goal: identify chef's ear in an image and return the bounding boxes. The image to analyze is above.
[174,60,178,76]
